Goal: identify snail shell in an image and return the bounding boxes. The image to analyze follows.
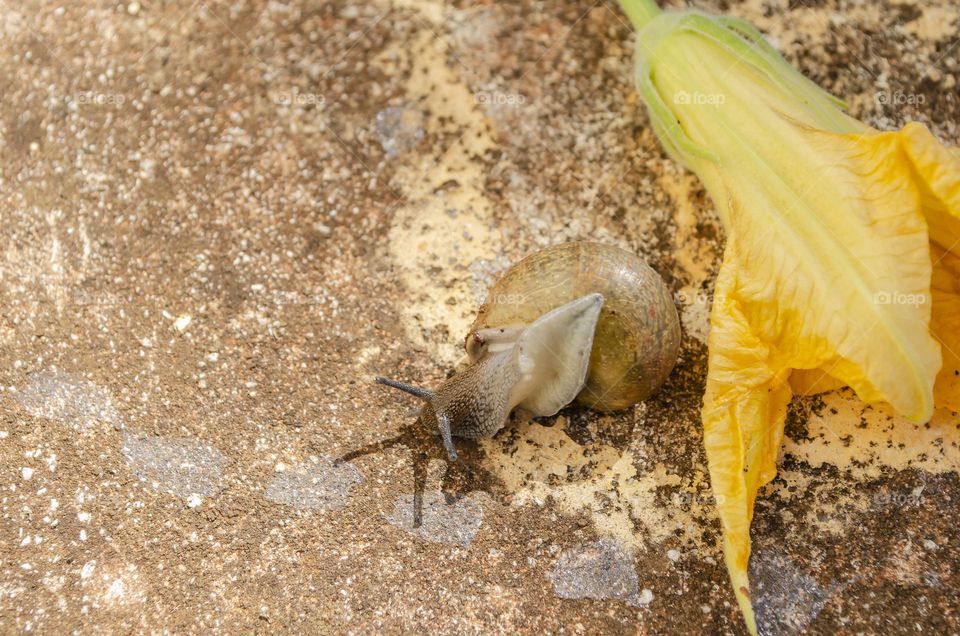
[468,242,680,411]
[376,242,680,461]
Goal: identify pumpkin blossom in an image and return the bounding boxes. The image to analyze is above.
[618,1,960,633]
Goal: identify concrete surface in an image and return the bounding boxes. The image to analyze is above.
[0,0,958,633]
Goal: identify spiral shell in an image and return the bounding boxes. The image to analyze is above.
[468,242,680,411]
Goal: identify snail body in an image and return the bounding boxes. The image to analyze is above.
[378,242,680,460]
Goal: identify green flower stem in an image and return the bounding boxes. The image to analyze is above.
[619,0,661,31]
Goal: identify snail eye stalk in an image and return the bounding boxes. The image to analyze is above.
[374,376,434,400]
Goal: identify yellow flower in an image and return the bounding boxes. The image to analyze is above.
[619,1,960,632]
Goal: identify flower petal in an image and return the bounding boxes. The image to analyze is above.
[791,126,942,421]
[895,122,960,410]
[702,243,792,635]
[932,246,960,410]
[788,368,845,396]
[787,124,960,406]
[900,122,960,252]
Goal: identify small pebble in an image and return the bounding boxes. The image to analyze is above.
[173,314,192,333]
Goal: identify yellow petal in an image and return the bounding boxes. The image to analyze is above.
[702,244,792,635]
[932,246,960,410]
[789,125,960,404]
[899,122,960,252]
[700,123,942,419]
[894,122,960,410]
[788,368,845,396]
[800,125,960,409]
[799,127,941,421]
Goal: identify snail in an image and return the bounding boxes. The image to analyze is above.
[377,242,681,461]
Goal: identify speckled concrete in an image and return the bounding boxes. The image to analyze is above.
[0,0,957,633]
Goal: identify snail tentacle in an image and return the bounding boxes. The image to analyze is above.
[466,326,524,359]
[374,376,434,400]
[436,411,458,462]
